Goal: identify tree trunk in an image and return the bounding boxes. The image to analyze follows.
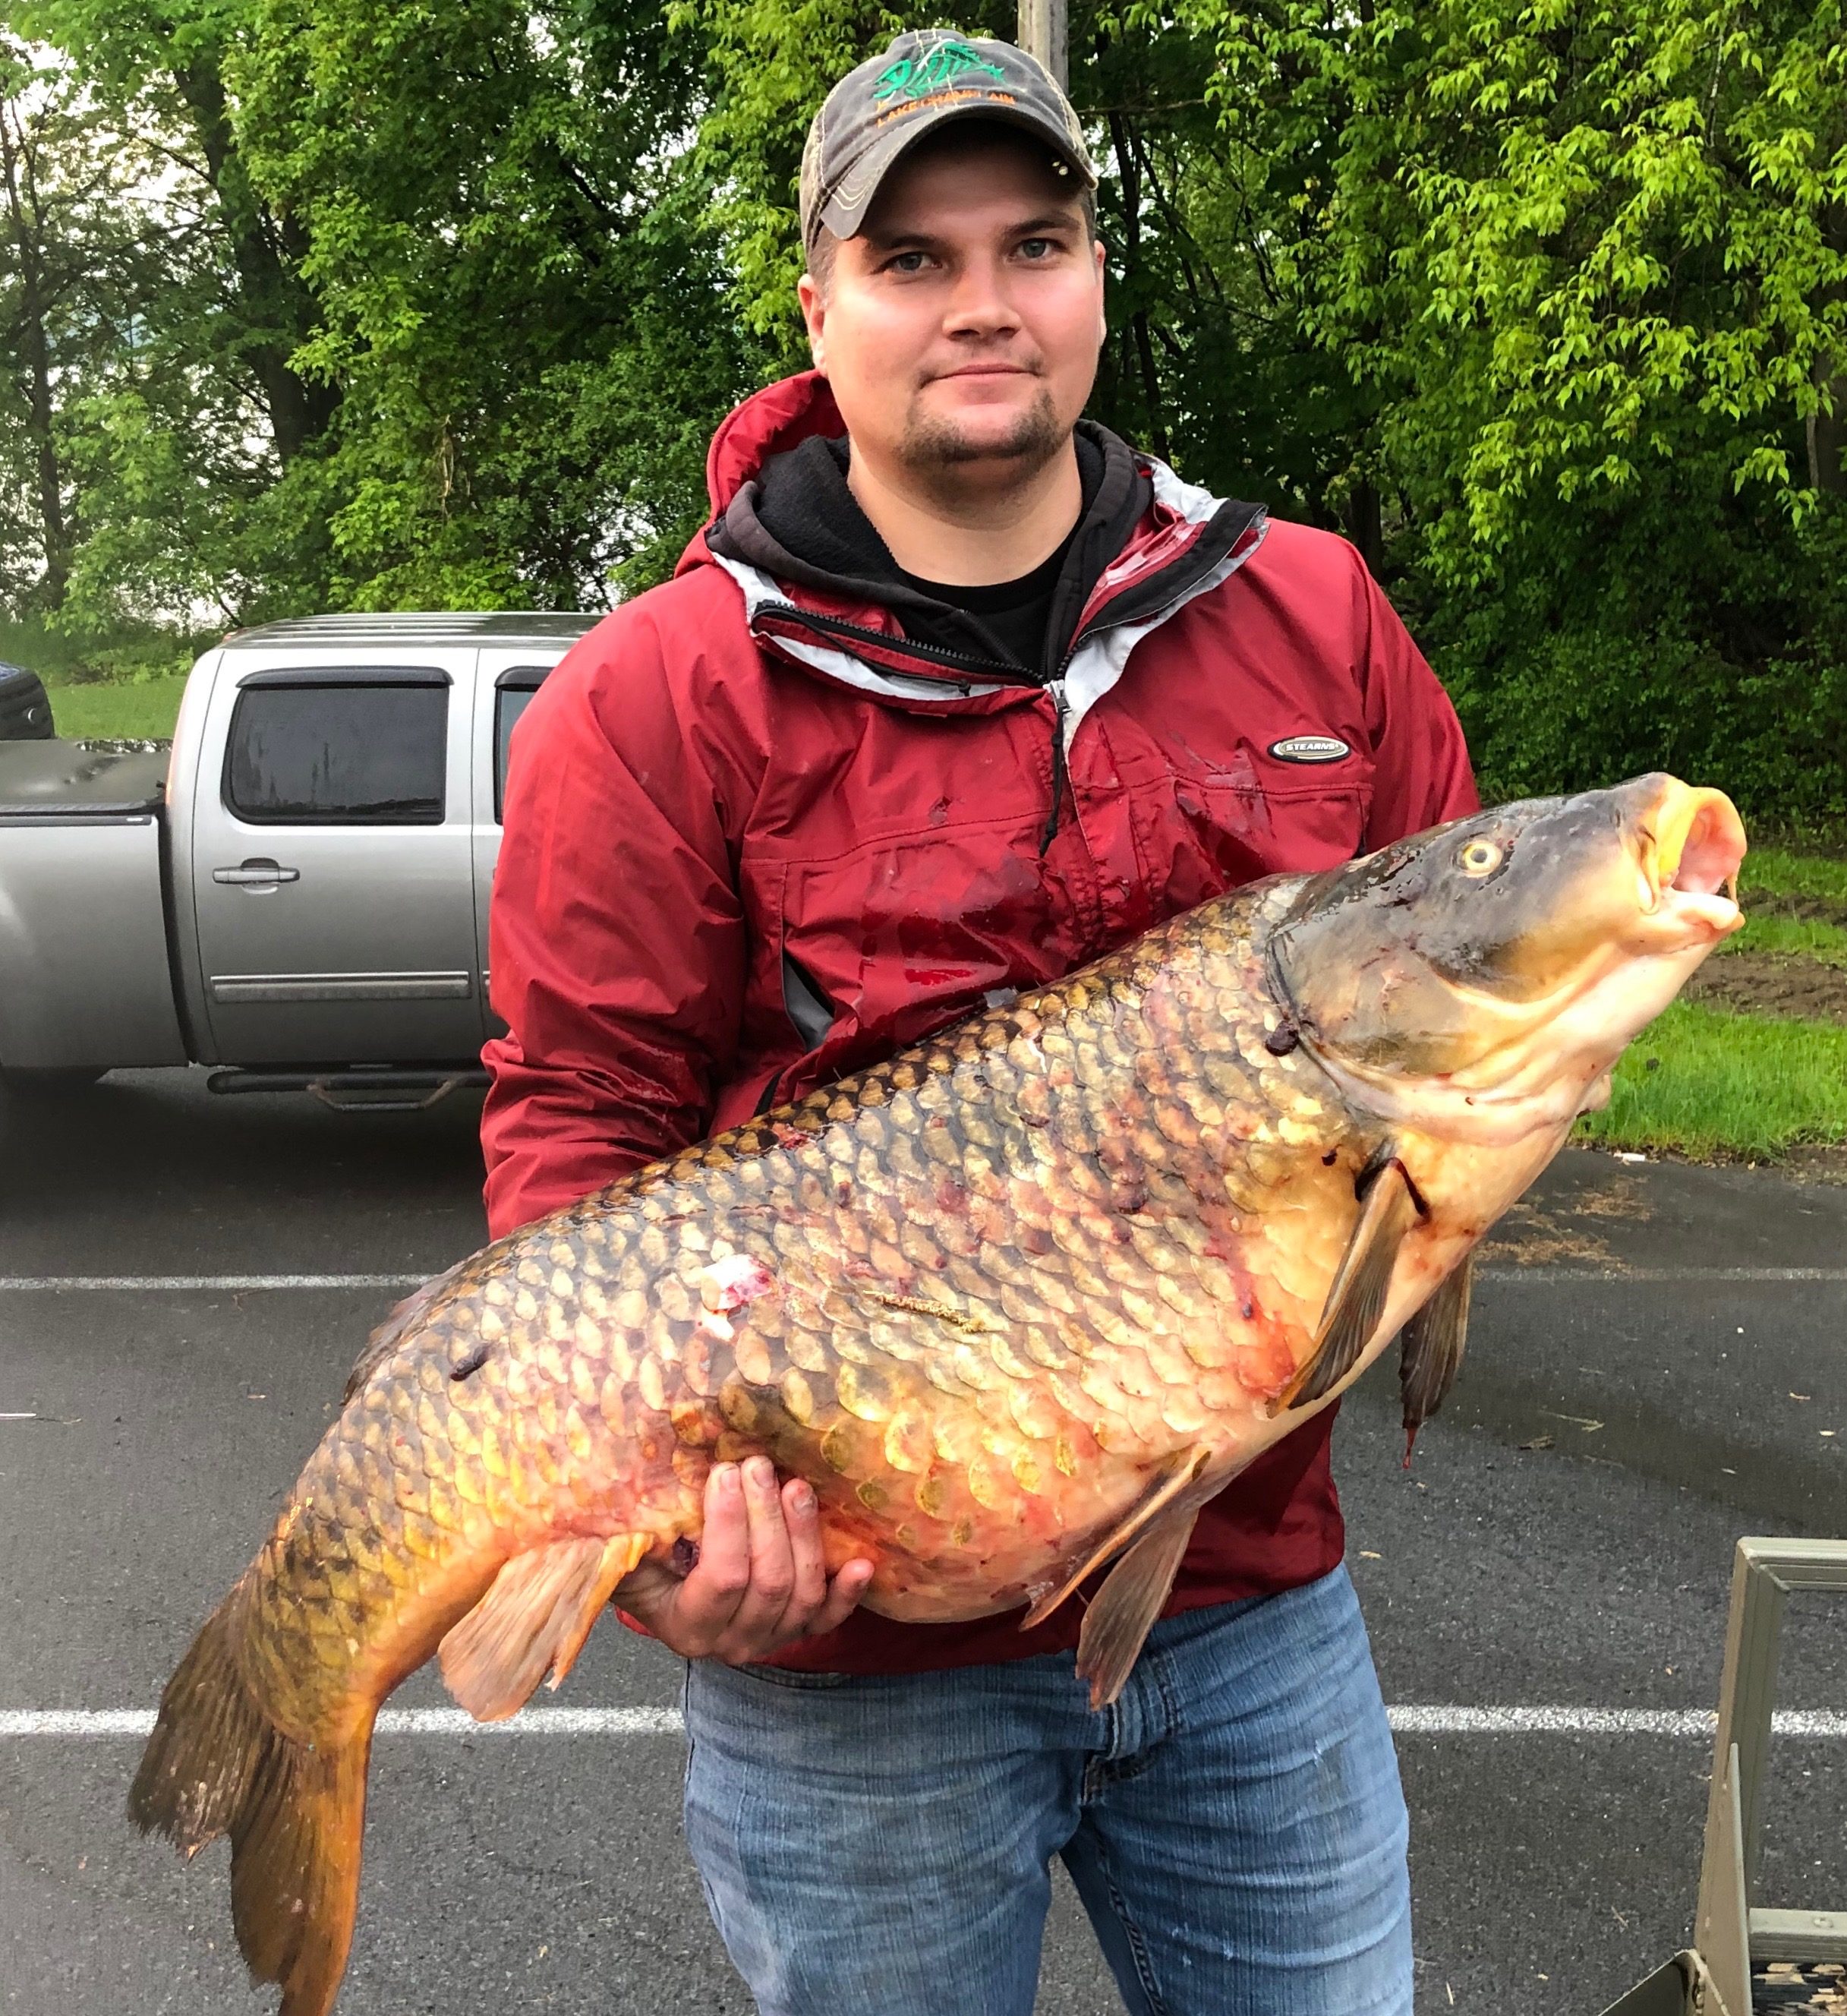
[0,98,71,608]
[1106,109,1171,465]
[172,57,337,465]
[1808,204,1846,497]
[1344,476,1385,579]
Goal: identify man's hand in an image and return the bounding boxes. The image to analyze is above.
[616,1457,875,1664]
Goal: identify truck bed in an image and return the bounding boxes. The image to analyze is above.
[0,740,168,819]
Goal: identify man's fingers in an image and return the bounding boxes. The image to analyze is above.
[781,1478,829,1620]
[723,1457,797,1643]
[806,1556,875,1640]
[676,1463,752,1634]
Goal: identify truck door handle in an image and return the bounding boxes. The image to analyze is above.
[213,861,301,886]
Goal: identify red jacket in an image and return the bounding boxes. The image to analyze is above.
[483,370,1477,1674]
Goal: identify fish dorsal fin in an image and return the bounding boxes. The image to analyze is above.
[1019,1446,1212,1632]
[1398,1255,1474,1462]
[342,1257,470,1404]
[439,1532,649,1723]
[1278,1159,1420,1414]
[1075,1507,1199,1710]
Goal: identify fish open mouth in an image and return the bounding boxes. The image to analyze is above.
[1637,781,1746,938]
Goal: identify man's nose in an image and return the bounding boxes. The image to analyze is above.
[941,256,1020,337]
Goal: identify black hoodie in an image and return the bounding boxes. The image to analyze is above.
[706,421,1153,683]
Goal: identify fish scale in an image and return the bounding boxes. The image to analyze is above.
[132,775,1748,2016]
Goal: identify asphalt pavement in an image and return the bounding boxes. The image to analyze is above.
[2,1068,1844,2016]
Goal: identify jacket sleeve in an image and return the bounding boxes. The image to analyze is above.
[481,614,748,1240]
[1353,555,1479,847]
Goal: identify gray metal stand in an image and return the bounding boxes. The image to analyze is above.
[1601,1538,1847,2015]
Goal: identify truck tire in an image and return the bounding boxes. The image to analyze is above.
[0,664,55,740]
[0,1067,105,1097]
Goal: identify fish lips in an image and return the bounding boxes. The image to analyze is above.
[1263,775,1748,1142]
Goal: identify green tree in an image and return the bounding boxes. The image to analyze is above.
[225,0,763,606]
[0,37,153,610]
[1177,0,1847,819]
[3,5,339,636]
[4,0,1843,822]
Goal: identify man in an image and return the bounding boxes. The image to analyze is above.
[484,28,1475,2015]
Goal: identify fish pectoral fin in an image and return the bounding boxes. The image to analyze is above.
[439,1532,650,1723]
[1019,1446,1211,1631]
[1277,1159,1421,1415]
[1074,1506,1199,1711]
[1398,1255,1474,1462]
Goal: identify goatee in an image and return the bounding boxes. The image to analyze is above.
[897,383,1067,495]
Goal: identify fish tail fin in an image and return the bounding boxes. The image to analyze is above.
[129,1596,373,2016]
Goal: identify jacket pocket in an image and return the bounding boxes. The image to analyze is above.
[777,816,1083,1068]
[1133,772,1372,917]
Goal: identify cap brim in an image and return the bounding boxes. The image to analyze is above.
[814,100,1095,245]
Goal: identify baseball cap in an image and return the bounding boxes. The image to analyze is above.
[799,28,1096,251]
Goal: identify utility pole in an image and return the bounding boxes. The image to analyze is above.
[1016,0,1068,90]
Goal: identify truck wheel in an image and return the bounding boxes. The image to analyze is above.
[0,1067,105,1098]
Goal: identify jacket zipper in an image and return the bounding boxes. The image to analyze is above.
[1034,530,1260,853]
[754,601,1029,686]
[1039,680,1070,855]
[760,519,1258,856]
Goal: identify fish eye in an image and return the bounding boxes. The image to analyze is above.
[1458,838,1504,878]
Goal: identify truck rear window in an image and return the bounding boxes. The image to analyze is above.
[493,670,549,822]
[225,683,448,824]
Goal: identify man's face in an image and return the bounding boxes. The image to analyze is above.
[799,128,1106,494]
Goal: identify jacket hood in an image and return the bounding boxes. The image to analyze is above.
[682,371,1269,738]
[701,371,846,519]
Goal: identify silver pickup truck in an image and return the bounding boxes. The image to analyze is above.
[0,612,594,1101]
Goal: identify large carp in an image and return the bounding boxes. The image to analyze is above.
[133,773,1744,2015]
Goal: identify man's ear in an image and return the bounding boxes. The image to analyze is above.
[797,271,827,373]
[1093,235,1108,344]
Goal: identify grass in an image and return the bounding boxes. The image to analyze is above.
[1718,911,1847,968]
[1578,1001,1847,1160]
[41,673,189,740]
[1578,837,1847,1162]
[1741,844,1847,905]
[2,614,199,741]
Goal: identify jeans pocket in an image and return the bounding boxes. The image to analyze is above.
[732,1661,851,1691]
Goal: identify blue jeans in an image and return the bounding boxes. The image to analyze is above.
[682,1563,1411,2016]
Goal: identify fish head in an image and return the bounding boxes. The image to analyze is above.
[1269,774,1746,1144]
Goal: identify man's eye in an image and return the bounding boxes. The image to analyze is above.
[884,251,930,274]
[1017,238,1055,260]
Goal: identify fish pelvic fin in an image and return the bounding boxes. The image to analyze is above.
[1277,1158,1421,1415]
[1019,1446,1212,1632]
[1398,1255,1474,1464]
[1075,1506,1199,1711]
[129,1593,373,2016]
[439,1532,650,1722]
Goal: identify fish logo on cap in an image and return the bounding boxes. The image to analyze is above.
[873,39,1007,106]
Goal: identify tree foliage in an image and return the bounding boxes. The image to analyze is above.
[0,0,1842,819]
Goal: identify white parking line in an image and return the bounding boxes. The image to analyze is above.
[1386,1705,1847,1737]
[3,1705,1845,1740]
[1482,1267,1847,1284]
[0,1706,681,1737]
[0,1267,1842,1292]
[0,1274,427,1292]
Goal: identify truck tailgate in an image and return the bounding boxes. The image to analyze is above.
[0,742,188,1070]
